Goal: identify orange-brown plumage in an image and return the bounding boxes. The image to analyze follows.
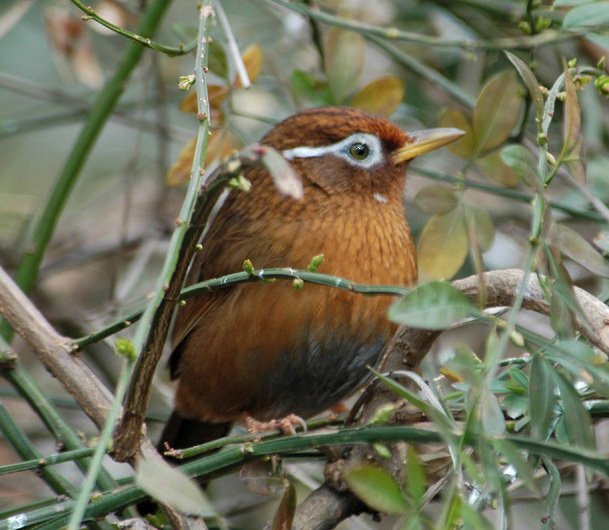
[159,106,462,450]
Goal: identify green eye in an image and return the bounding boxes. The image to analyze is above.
[348,142,370,161]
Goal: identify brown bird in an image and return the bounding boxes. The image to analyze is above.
[158,106,463,453]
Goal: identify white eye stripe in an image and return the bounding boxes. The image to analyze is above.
[282,133,384,169]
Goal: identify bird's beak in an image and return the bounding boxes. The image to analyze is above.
[392,128,466,164]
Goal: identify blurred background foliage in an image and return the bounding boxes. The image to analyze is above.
[2,0,609,528]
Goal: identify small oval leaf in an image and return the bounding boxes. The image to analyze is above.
[350,76,405,117]
[549,224,609,278]
[345,464,410,515]
[438,108,475,159]
[476,151,519,188]
[325,28,366,104]
[465,206,495,252]
[388,281,477,330]
[500,144,540,190]
[473,70,522,155]
[417,208,468,281]
[414,184,458,215]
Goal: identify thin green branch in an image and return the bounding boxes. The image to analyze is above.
[66,358,135,530]
[265,0,583,50]
[14,425,609,528]
[0,354,119,493]
[113,0,216,462]
[0,447,95,476]
[0,0,173,343]
[0,404,78,499]
[413,167,604,222]
[74,268,411,349]
[367,36,476,109]
[69,0,195,56]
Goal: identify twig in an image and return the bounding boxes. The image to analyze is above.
[69,0,195,56]
[215,1,251,88]
[265,0,583,51]
[0,265,114,427]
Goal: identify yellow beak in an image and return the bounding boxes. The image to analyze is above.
[392,128,465,164]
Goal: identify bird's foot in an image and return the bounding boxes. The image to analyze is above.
[244,413,307,436]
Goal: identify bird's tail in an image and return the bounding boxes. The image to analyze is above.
[137,411,231,515]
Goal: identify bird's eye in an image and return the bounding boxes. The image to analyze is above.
[348,142,370,161]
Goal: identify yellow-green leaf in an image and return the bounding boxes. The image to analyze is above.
[548,223,609,277]
[473,70,522,155]
[476,151,520,188]
[325,28,365,104]
[414,184,458,215]
[388,282,477,330]
[438,108,475,159]
[345,464,409,515]
[418,208,468,281]
[350,76,404,117]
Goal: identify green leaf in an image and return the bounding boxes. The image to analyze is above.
[417,208,468,281]
[350,76,405,117]
[542,458,561,530]
[438,108,475,159]
[563,2,609,28]
[528,356,557,441]
[505,52,544,120]
[594,231,609,255]
[476,151,520,188]
[388,282,477,330]
[473,70,522,155]
[136,459,214,517]
[500,144,540,190]
[325,28,366,103]
[240,460,281,496]
[502,393,529,420]
[272,482,296,530]
[291,70,332,107]
[548,223,609,277]
[414,184,458,215]
[479,388,506,435]
[406,445,427,505]
[493,439,539,495]
[345,464,410,515]
[554,371,595,449]
[208,40,229,80]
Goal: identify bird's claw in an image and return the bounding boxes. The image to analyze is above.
[245,413,307,436]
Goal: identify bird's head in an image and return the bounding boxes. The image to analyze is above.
[261,106,464,197]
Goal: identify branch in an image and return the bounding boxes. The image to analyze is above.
[267,0,583,50]
[0,265,113,427]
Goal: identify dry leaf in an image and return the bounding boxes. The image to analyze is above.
[234,43,264,87]
[350,76,405,117]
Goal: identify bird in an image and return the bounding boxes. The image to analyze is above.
[157,106,464,456]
